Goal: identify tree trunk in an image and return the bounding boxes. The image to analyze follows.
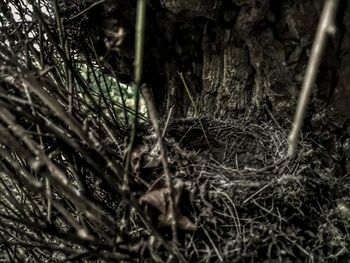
[91,0,349,125]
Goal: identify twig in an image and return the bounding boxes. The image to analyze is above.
[178,71,211,148]
[87,34,121,126]
[243,180,275,204]
[220,192,242,237]
[123,0,147,191]
[162,106,174,138]
[252,200,287,222]
[0,108,120,235]
[141,86,179,245]
[67,0,107,21]
[283,235,313,261]
[264,104,283,132]
[29,0,123,137]
[120,0,147,245]
[201,226,223,262]
[288,0,339,157]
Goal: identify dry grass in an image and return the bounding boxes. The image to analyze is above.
[0,0,349,262]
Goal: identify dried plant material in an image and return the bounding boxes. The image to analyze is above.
[131,144,148,177]
[336,199,350,223]
[105,27,127,50]
[139,180,197,231]
[0,1,349,262]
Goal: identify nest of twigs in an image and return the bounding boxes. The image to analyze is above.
[140,117,350,263]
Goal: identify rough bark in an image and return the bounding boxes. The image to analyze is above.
[82,0,349,126]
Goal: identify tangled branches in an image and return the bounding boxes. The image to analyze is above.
[0,1,349,262]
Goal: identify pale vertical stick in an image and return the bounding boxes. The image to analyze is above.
[288,0,339,157]
[123,0,147,191]
[134,0,147,86]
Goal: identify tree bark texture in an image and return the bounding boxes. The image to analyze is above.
[84,0,350,124]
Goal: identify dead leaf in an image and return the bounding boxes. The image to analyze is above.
[139,179,197,231]
[131,144,148,177]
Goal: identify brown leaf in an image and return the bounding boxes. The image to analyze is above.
[139,179,197,231]
[139,186,168,214]
[131,144,147,177]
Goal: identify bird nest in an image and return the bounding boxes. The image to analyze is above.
[131,117,350,262]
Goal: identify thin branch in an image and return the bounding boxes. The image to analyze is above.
[123,0,147,191]
[288,0,339,157]
[141,86,178,244]
[67,0,107,21]
[178,71,210,148]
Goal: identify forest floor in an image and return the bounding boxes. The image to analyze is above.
[1,111,349,263]
[131,114,350,262]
